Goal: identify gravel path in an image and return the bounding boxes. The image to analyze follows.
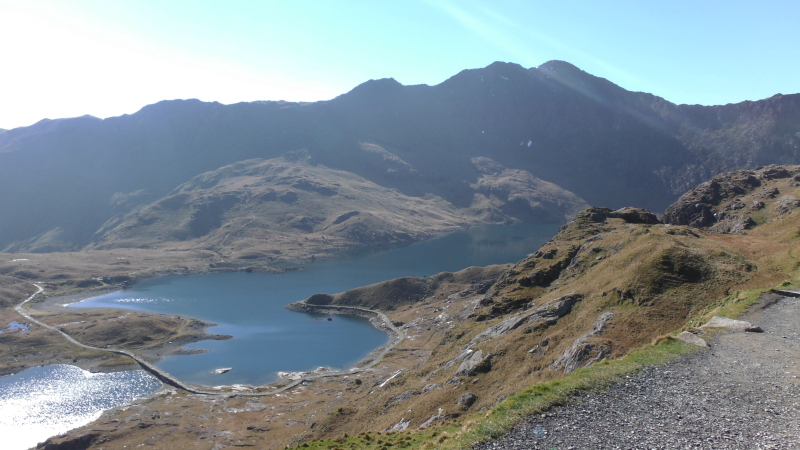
[478,294,800,449]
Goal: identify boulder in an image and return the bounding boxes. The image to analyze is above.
[701,316,763,332]
[676,331,710,347]
[421,383,441,394]
[606,207,661,224]
[455,350,492,377]
[457,392,478,409]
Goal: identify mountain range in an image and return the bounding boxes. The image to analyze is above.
[1,60,798,253]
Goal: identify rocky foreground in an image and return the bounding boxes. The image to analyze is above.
[478,293,800,449]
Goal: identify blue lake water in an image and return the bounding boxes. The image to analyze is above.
[0,364,161,450]
[72,222,559,386]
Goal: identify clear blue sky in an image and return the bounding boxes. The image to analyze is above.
[1,0,798,129]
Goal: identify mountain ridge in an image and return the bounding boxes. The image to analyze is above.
[1,60,799,253]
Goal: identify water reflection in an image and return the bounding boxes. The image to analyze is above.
[0,365,161,450]
[0,321,29,334]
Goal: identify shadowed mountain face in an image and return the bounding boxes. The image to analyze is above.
[1,60,799,252]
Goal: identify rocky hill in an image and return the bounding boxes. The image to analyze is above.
[271,206,759,440]
[87,156,586,257]
[664,164,800,233]
[1,61,798,253]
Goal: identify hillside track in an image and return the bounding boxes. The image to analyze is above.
[479,293,800,449]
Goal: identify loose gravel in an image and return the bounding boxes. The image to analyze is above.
[478,295,800,449]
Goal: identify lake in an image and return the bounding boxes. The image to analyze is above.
[0,364,161,450]
[72,222,559,386]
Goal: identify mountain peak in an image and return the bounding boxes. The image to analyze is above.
[348,77,403,92]
[533,60,595,83]
[536,60,581,72]
[484,61,526,71]
[337,77,405,104]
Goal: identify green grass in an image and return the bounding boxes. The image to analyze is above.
[749,210,767,225]
[777,279,800,290]
[684,287,767,329]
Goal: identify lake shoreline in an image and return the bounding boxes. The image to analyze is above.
[19,284,232,377]
[285,301,404,370]
[24,279,401,390]
[7,222,557,385]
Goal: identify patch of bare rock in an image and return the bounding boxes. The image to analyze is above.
[663,164,800,233]
[477,294,800,449]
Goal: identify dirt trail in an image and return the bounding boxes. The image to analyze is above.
[479,293,800,449]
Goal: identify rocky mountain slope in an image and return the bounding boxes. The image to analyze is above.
[280,167,800,445]
[664,164,800,232]
[1,61,798,253]
[479,293,800,449]
[7,166,800,449]
[277,207,758,440]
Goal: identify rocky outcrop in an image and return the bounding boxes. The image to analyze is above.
[455,350,492,377]
[700,316,763,333]
[551,311,614,374]
[469,293,581,347]
[676,331,710,347]
[448,293,581,377]
[418,408,458,429]
[604,207,661,224]
[457,392,478,410]
[526,246,579,288]
[567,207,660,227]
[663,165,800,231]
[708,215,756,234]
[36,433,100,450]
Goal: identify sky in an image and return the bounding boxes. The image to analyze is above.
[1,0,798,130]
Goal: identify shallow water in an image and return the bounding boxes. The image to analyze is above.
[0,321,29,334]
[73,222,559,386]
[0,364,161,450]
